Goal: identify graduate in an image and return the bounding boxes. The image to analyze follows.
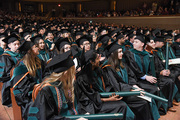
[103,42,159,120]
[10,40,44,118]
[172,34,180,58]
[145,36,177,113]
[123,36,159,95]
[0,34,21,106]
[32,35,52,63]
[44,31,55,51]
[75,49,135,120]
[27,51,87,120]
[154,36,180,102]
[0,33,6,55]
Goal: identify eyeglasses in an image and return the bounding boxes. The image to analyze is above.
[64,47,71,50]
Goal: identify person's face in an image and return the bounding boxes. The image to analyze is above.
[133,39,144,50]
[166,38,173,45]
[76,35,81,40]
[81,41,91,52]
[8,40,20,52]
[38,39,45,50]
[118,48,123,60]
[101,30,107,35]
[64,33,69,38]
[19,28,23,33]
[147,40,156,49]
[24,35,31,41]
[47,33,54,41]
[92,54,100,67]
[39,29,44,35]
[64,44,71,52]
[0,40,6,49]
[32,45,39,55]
[155,41,164,48]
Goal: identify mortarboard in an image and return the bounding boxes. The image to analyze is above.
[116,33,124,40]
[76,35,92,47]
[17,41,34,55]
[154,36,165,42]
[30,34,43,43]
[104,41,121,57]
[3,34,20,44]
[174,34,180,41]
[135,35,145,43]
[55,37,70,51]
[46,50,74,73]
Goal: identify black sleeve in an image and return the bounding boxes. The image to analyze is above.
[123,50,146,79]
[125,64,138,85]
[27,86,70,120]
[12,74,36,106]
[0,55,15,82]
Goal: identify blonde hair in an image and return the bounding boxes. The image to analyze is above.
[23,49,41,77]
[42,65,76,103]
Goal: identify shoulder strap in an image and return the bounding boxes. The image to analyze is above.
[13,72,29,89]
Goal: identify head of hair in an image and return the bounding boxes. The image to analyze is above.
[22,48,42,77]
[108,49,124,71]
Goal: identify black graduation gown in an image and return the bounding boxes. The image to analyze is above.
[0,51,21,106]
[123,50,159,95]
[75,71,129,120]
[102,66,153,120]
[10,61,45,118]
[154,48,180,93]
[149,50,175,108]
[171,42,180,58]
[27,83,78,120]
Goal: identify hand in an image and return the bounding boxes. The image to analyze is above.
[131,87,144,91]
[146,75,157,84]
[108,93,123,101]
[160,69,170,76]
[50,43,55,51]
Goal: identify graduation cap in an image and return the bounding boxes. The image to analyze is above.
[152,29,161,36]
[115,33,124,40]
[17,41,34,55]
[104,41,121,57]
[0,33,6,38]
[55,37,70,51]
[109,29,119,37]
[30,34,43,43]
[61,29,70,34]
[97,34,111,44]
[45,50,74,73]
[76,35,92,47]
[154,36,165,42]
[75,30,83,36]
[88,29,94,34]
[164,35,172,40]
[21,31,30,38]
[174,34,180,41]
[134,35,145,43]
[3,34,20,44]
[98,27,107,34]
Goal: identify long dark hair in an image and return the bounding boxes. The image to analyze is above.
[107,49,124,71]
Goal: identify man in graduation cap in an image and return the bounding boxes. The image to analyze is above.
[76,35,92,53]
[172,34,180,58]
[145,36,178,113]
[0,34,21,106]
[124,36,159,95]
[155,36,180,102]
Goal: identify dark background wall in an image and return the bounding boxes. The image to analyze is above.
[0,0,167,13]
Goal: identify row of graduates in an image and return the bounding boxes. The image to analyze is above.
[0,20,180,119]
